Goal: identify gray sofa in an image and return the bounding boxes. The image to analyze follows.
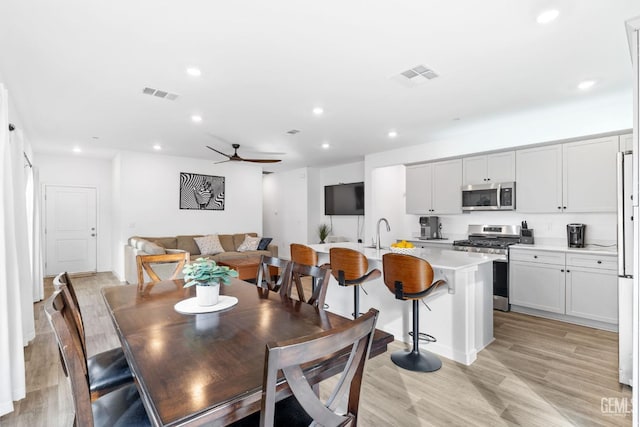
[124,233,278,284]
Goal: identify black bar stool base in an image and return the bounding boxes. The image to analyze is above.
[391,349,442,372]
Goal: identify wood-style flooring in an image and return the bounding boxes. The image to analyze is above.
[0,272,632,426]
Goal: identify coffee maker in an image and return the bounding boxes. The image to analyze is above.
[567,223,586,248]
[419,216,441,240]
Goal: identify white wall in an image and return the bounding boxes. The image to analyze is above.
[37,153,114,272]
[262,168,308,259]
[111,151,265,280]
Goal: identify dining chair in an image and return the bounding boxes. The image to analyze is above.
[287,262,331,309]
[289,243,319,302]
[136,252,191,290]
[232,308,379,427]
[45,289,151,427]
[329,247,381,319]
[256,255,292,293]
[55,272,134,400]
[382,253,447,372]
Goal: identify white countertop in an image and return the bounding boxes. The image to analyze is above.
[308,242,502,271]
[402,238,455,245]
[510,243,617,256]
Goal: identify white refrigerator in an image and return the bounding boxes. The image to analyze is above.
[618,151,634,386]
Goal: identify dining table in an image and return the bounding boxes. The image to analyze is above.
[101,278,394,426]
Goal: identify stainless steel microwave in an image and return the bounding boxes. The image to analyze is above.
[461,182,516,211]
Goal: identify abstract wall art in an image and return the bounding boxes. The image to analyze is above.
[179,172,225,210]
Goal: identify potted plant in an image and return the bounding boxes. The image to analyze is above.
[317,223,331,244]
[183,258,239,306]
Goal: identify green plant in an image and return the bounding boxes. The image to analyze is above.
[182,258,239,287]
[317,223,331,243]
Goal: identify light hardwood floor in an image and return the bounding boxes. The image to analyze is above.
[0,272,632,426]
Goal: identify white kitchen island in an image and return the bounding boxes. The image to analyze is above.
[309,242,502,365]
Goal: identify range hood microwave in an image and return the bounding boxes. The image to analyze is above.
[461,182,516,211]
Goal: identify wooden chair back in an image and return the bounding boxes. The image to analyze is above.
[136,252,190,290]
[382,253,446,300]
[256,255,292,293]
[45,290,93,426]
[329,247,369,281]
[290,243,318,267]
[53,272,87,353]
[287,262,331,308]
[260,308,379,427]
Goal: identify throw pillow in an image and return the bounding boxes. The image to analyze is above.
[194,235,225,255]
[257,237,272,251]
[237,235,261,252]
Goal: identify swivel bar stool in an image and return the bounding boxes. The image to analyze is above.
[290,243,319,301]
[329,247,381,319]
[382,253,447,372]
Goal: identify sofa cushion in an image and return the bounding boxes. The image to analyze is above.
[150,237,178,250]
[177,235,203,255]
[142,241,166,255]
[233,233,257,250]
[218,234,236,252]
[194,235,225,255]
[237,235,261,252]
[257,237,272,251]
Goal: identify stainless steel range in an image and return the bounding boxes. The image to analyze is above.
[453,224,521,311]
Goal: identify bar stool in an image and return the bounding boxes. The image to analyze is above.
[290,243,319,301]
[382,253,447,372]
[329,247,381,319]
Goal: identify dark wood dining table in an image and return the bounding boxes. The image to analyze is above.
[102,279,394,426]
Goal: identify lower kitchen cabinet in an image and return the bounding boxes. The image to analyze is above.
[510,260,566,314]
[509,248,618,328]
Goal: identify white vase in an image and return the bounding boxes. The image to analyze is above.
[196,283,220,306]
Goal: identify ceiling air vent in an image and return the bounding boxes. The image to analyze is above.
[392,65,439,87]
[142,87,180,101]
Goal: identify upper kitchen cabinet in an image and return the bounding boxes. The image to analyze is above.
[516,145,563,212]
[462,151,515,185]
[563,136,618,213]
[516,136,618,213]
[406,159,462,214]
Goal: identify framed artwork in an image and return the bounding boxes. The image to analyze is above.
[179,172,225,210]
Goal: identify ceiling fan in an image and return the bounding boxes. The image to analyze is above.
[206,143,282,164]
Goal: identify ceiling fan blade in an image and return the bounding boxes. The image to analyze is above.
[206,145,232,158]
[214,159,232,164]
[241,158,282,163]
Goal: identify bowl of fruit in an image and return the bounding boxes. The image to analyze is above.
[390,240,417,255]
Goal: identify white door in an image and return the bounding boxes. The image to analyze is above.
[45,185,97,275]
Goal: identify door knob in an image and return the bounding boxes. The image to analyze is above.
[91,233,96,237]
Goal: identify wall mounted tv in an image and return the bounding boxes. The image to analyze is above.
[324,182,365,216]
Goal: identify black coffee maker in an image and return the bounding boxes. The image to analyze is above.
[567,224,586,248]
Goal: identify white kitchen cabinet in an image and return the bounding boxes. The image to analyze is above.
[509,249,566,314]
[405,159,462,214]
[515,145,562,213]
[516,136,617,213]
[565,253,618,324]
[510,248,618,327]
[462,151,515,185]
[562,136,618,213]
[619,133,633,152]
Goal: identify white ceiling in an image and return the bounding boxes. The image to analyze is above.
[1,1,639,172]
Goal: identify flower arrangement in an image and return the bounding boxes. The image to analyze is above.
[182,258,239,288]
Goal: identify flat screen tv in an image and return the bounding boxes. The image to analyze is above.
[324,182,365,215]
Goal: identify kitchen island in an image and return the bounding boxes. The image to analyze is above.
[309,242,502,365]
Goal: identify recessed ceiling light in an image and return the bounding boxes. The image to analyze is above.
[186,67,201,77]
[72,147,81,153]
[313,107,324,115]
[153,144,162,151]
[321,143,330,149]
[191,115,202,123]
[578,80,596,90]
[537,9,559,24]
[388,130,398,138]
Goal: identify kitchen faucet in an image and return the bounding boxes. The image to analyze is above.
[376,218,391,250]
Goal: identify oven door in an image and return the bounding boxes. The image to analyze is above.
[493,259,509,311]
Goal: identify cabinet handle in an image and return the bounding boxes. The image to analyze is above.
[533,255,538,259]
[487,178,491,181]
[597,260,602,264]
[566,270,570,273]
[563,206,567,210]
[557,206,562,210]
[561,269,564,272]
